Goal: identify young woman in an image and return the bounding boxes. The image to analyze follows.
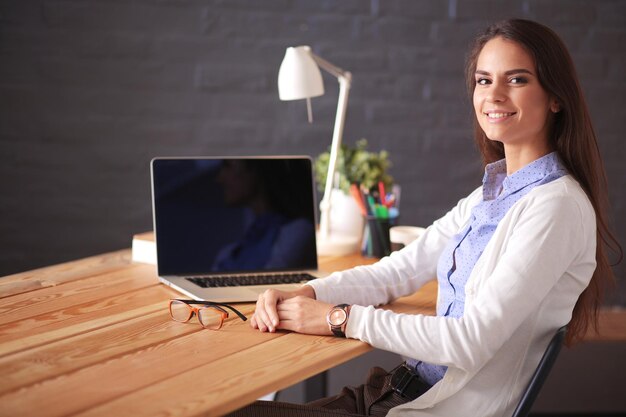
[230,19,621,417]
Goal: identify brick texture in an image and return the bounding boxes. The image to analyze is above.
[0,0,624,307]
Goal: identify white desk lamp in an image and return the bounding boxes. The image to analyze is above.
[278,45,359,256]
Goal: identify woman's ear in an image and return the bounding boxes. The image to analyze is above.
[550,99,561,113]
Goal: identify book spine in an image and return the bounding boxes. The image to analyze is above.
[131,238,156,265]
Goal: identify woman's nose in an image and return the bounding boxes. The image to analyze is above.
[486,83,507,103]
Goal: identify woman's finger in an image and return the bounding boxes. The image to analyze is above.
[250,314,259,329]
[263,290,282,331]
[254,294,271,332]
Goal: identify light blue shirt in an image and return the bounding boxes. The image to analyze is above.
[408,152,567,386]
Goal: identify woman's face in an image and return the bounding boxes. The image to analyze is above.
[473,37,557,151]
[217,160,257,206]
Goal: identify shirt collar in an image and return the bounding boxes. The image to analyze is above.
[482,159,507,200]
[482,152,566,200]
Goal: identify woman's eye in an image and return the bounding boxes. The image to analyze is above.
[476,78,491,85]
[510,77,528,84]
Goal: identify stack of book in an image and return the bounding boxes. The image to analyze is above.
[131,232,156,265]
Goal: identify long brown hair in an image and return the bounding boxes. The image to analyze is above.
[465,19,622,346]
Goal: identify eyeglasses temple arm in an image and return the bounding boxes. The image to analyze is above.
[222,305,248,321]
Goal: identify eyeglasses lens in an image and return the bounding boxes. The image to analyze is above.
[197,307,225,330]
[170,300,192,322]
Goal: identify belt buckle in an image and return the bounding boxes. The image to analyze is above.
[391,364,416,398]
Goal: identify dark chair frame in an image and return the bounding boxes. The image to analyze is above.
[511,326,568,417]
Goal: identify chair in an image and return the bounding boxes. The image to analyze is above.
[511,326,567,417]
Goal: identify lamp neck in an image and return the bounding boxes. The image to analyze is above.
[319,73,351,238]
[310,52,352,81]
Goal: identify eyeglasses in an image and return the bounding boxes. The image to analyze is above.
[168,299,247,330]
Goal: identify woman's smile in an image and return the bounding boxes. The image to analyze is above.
[483,111,517,123]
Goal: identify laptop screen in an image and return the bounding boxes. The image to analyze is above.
[151,157,318,276]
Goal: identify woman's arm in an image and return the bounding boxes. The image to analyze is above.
[308,186,483,307]
[346,186,596,373]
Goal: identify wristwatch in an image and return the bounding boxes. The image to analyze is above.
[327,304,351,338]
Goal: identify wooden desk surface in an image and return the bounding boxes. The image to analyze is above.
[0,250,437,417]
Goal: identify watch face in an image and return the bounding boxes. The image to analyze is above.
[329,308,347,326]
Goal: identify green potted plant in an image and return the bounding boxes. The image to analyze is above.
[314,139,394,194]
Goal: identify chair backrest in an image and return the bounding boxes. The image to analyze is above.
[511,326,568,417]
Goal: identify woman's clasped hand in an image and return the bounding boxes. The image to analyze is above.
[250,286,334,335]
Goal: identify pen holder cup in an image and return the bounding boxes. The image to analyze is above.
[362,215,392,258]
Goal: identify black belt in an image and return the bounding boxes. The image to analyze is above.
[390,363,432,400]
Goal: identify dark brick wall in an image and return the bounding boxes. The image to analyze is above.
[0,0,624,303]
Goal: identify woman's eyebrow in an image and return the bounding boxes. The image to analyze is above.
[475,68,535,76]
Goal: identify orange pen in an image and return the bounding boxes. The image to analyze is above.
[350,183,367,216]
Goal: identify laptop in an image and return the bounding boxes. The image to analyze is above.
[151,156,325,302]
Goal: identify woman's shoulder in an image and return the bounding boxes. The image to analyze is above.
[523,174,595,221]
[528,174,588,199]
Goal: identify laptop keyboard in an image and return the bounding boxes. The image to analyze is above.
[186,273,315,288]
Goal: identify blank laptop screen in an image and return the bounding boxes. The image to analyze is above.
[152,158,318,277]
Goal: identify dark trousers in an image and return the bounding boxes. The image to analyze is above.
[227,366,413,417]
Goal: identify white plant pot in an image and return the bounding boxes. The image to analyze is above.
[322,189,364,239]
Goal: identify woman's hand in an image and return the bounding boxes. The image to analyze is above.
[250,285,316,333]
[276,296,334,335]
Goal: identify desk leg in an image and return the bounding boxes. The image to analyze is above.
[304,371,327,401]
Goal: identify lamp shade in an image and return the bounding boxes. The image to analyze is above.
[278,46,324,101]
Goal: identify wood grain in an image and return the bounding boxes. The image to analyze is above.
[0,285,174,348]
[0,264,156,325]
[0,297,259,395]
[0,250,132,299]
[71,332,372,417]
[0,313,275,417]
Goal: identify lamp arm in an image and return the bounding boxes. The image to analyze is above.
[319,72,352,239]
[310,52,350,79]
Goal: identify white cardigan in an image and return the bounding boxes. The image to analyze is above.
[308,175,596,417]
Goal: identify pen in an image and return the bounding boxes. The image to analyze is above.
[359,184,372,216]
[376,204,389,219]
[367,195,377,217]
[384,194,396,209]
[350,183,367,216]
[378,181,387,206]
[392,184,401,209]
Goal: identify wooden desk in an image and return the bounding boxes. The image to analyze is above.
[0,250,437,417]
